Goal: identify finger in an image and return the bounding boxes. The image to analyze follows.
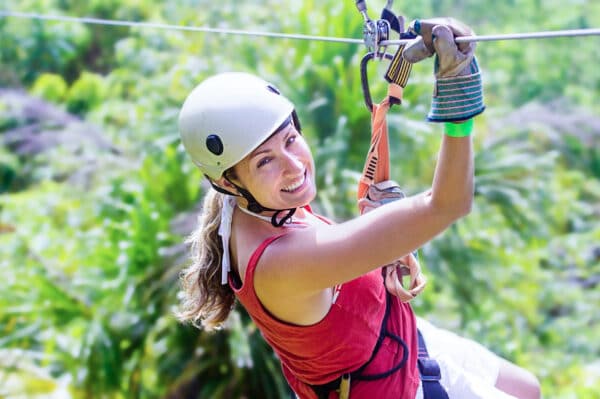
[393,268,416,302]
[408,18,447,52]
[410,273,427,296]
[432,25,471,77]
[404,254,426,296]
[413,18,474,53]
[431,23,475,64]
[389,283,414,302]
[402,36,434,63]
[406,252,419,267]
[443,18,476,54]
[385,267,414,302]
[432,25,461,63]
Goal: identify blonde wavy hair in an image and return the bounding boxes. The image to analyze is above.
[175,188,235,331]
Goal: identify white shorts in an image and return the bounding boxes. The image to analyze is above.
[414,317,516,399]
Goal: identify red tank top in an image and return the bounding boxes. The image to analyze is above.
[231,234,420,399]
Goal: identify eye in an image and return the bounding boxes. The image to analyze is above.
[286,134,297,146]
[257,157,272,168]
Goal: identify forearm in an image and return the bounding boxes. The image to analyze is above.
[429,130,474,218]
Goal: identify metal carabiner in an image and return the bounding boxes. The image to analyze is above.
[360,51,395,111]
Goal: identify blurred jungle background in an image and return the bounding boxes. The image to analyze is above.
[1,0,599,398]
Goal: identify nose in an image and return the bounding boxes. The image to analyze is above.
[282,151,304,175]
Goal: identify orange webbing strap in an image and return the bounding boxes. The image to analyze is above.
[357,83,404,200]
[356,81,427,303]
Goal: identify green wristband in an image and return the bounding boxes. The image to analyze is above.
[444,118,474,137]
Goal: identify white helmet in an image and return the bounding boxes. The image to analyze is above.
[178,72,295,180]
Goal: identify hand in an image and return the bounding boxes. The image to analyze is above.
[402,18,485,122]
[384,253,427,302]
[358,180,427,302]
[403,18,476,78]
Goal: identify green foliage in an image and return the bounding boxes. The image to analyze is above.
[0,13,90,85]
[66,72,107,114]
[0,147,19,193]
[31,73,68,102]
[1,0,600,398]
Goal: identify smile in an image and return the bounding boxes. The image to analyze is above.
[281,171,306,193]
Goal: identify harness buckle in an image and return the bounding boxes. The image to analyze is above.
[338,373,351,399]
[417,357,442,381]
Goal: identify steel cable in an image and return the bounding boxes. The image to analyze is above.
[1,10,599,46]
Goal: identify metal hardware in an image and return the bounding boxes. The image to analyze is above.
[355,0,391,55]
[360,51,394,111]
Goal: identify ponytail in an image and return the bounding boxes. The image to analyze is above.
[176,188,235,331]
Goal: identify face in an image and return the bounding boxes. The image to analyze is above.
[228,122,317,211]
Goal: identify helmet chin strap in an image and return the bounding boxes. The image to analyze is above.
[230,184,297,227]
[208,178,297,228]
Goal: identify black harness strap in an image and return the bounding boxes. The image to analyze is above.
[310,292,408,398]
[417,330,450,399]
[308,293,450,399]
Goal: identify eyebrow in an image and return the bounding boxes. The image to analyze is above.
[249,121,294,159]
[249,146,271,159]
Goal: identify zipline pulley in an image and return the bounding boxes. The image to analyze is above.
[355,0,391,56]
[355,0,416,111]
[355,0,416,56]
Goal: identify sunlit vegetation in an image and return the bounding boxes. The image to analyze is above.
[1,1,599,398]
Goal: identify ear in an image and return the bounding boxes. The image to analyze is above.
[211,176,239,196]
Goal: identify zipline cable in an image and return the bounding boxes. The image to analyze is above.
[1,10,600,45]
[0,11,363,44]
[384,28,600,45]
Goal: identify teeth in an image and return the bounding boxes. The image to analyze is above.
[282,173,305,192]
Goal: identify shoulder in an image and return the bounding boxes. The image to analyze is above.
[229,209,280,284]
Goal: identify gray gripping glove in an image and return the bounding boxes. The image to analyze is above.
[403,18,485,122]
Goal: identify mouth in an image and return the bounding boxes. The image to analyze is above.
[281,170,307,193]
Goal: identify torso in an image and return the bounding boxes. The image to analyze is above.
[230,206,334,326]
[230,229,420,398]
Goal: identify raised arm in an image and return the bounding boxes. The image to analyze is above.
[257,17,483,295]
[262,129,472,293]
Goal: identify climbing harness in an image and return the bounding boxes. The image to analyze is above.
[309,294,449,399]
[310,292,409,399]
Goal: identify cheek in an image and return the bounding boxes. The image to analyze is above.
[245,170,279,196]
[298,141,314,165]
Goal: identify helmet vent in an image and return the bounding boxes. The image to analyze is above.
[266,84,281,95]
[206,134,224,155]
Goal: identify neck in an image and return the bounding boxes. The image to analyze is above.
[237,204,304,226]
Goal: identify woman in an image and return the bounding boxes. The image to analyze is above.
[176,18,541,399]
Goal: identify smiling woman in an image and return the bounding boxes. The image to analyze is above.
[178,73,311,227]
[175,19,540,398]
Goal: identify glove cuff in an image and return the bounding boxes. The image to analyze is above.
[427,57,485,123]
